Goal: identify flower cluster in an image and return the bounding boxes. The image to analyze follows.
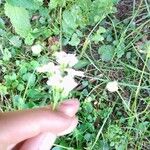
[106,81,118,92]
[37,51,84,96]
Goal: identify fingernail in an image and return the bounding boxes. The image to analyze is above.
[39,133,56,150]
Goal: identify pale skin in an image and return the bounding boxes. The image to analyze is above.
[0,99,79,150]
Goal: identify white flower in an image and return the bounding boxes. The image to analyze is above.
[106,81,118,92]
[55,51,78,67]
[47,74,63,88]
[47,74,78,95]
[36,62,56,73]
[31,44,42,55]
[66,68,84,77]
[61,75,78,94]
[37,51,82,97]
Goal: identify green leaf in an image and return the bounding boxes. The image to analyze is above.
[27,89,47,99]
[13,95,26,109]
[116,42,125,58]
[0,84,8,96]
[49,0,60,9]
[97,26,107,34]
[69,33,80,46]
[2,48,12,61]
[0,18,5,29]
[9,36,22,48]
[22,73,36,86]
[74,59,90,69]
[17,84,25,92]
[5,3,31,38]
[49,0,65,9]
[90,0,114,24]
[62,9,78,37]
[98,45,114,62]
[6,0,43,10]
[92,34,104,44]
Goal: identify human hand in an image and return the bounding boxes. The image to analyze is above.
[0,99,79,150]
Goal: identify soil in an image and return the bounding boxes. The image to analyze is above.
[116,0,141,20]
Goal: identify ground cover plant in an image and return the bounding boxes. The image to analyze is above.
[0,0,150,149]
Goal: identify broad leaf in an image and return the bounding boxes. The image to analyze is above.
[49,0,67,9]
[6,0,43,10]
[62,9,77,37]
[98,45,114,62]
[0,18,5,29]
[5,3,31,38]
[69,33,80,46]
[74,59,90,69]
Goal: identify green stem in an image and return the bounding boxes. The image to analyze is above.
[52,88,58,110]
[91,100,117,150]
[132,55,149,113]
[59,7,63,51]
[52,88,62,110]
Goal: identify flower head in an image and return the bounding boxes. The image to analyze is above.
[47,74,78,95]
[47,74,63,88]
[37,51,83,99]
[36,62,55,73]
[31,44,42,55]
[55,51,78,67]
[106,81,118,92]
[66,68,84,77]
[61,75,78,94]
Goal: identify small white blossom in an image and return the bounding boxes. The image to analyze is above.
[31,44,42,55]
[55,51,78,67]
[106,81,118,92]
[47,74,63,88]
[66,68,84,77]
[47,74,78,94]
[37,62,56,73]
[61,75,78,94]
[37,51,83,99]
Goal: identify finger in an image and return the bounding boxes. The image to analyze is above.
[11,100,80,149]
[0,107,75,145]
[19,133,56,150]
[19,117,78,150]
[57,117,78,136]
[58,99,80,117]
[57,99,79,136]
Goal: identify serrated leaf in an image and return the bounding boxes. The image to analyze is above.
[6,0,43,10]
[62,9,78,37]
[69,33,80,46]
[22,73,36,86]
[5,3,31,38]
[9,36,22,47]
[98,45,114,62]
[92,34,104,44]
[13,95,26,109]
